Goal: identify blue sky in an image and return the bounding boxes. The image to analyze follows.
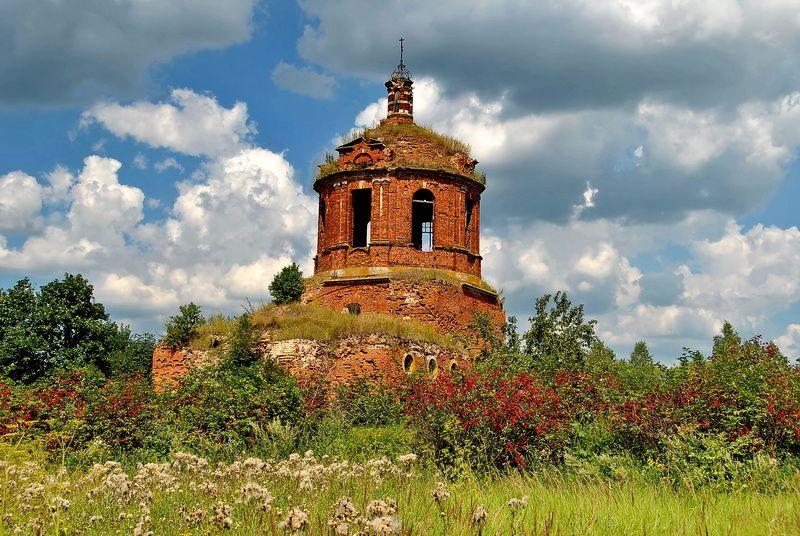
[1,0,800,362]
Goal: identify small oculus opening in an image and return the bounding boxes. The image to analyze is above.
[403,354,414,373]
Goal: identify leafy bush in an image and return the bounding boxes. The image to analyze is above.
[163,302,204,348]
[406,370,573,470]
[165,361,303,457]
[224,312,260,368]
[268,263,304,305]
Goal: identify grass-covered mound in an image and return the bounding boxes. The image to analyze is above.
[190,302,458,351]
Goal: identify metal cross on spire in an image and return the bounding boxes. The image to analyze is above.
[391,37,412,80]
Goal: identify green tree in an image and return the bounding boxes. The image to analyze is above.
[0,274,119,383]
[712,321,741,356]
[0,278,44,382]
[268,263,304,305]
[163,302,204,348]
[522,291,597,371]
[629,340,654,367]
[36,273,117,374]
[586,340,618,373]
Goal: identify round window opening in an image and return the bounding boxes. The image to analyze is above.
[428,358,438,373]
[403,354,414,373]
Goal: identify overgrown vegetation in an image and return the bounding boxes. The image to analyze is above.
[317,122,487,184]
[191,302,456,350]
[162,302,204,348]
[2,274,800,533]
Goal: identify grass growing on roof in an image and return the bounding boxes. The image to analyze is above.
[190,303,458,350]
[317,122,486,185]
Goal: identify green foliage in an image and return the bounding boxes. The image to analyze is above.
[333,379,406,427]
[0,274,138,383]
[166,360,303,457]
[223,313,261,368]
[106,328,156,377]
[629,340,654,367]
[0,278,44,381]
[316,152,339,179]
[268,263,304,305]
[163,302,204,348]
[712,320,742,356]
[522,291,598,372]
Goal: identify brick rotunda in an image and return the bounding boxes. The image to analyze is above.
[302,51,505,339]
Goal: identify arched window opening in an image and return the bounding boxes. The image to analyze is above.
[428,357,438,374]
[345,303,361,315]
[449,361,458,372]
[412,189,434,251]
[319,199,326,233]
[403,354,415,373]
[352,188,372,247]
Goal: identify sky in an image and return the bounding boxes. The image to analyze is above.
[1,0,800,363]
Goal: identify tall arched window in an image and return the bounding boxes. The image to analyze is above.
[412,189,434,251]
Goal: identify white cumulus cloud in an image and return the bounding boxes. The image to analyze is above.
[83,89,256,157]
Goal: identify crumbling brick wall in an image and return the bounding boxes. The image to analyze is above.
[302,276,504,341]
[152,334,469,389]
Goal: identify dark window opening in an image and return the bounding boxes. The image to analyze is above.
[412,189,434,251]
[352,189,371,247]
[465,198,474,248]
[319,199,326,231]
[428,358,438,374]
[403,354,414,373]
[345,303,361,315]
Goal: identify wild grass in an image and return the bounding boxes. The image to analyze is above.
[191,303,457,350]
[357,122,472,157]
[318,122,486,185]
[2,447,798,535]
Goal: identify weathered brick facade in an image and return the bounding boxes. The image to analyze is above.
[308,61,504,340]
[153,334,469,389]
[302,274,503,340]
[152,56,504,388]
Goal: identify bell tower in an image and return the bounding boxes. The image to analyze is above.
[303,41,504,340]
[384,38,414,125]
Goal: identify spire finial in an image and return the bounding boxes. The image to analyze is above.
[390,37,412,80]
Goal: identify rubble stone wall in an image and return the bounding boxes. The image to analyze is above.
[152,334,469,389]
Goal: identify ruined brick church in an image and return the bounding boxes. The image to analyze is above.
[302,51,504,340]
[153,49,503,386]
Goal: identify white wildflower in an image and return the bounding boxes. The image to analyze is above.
[431,482,450,504]
[278,506,309,532]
